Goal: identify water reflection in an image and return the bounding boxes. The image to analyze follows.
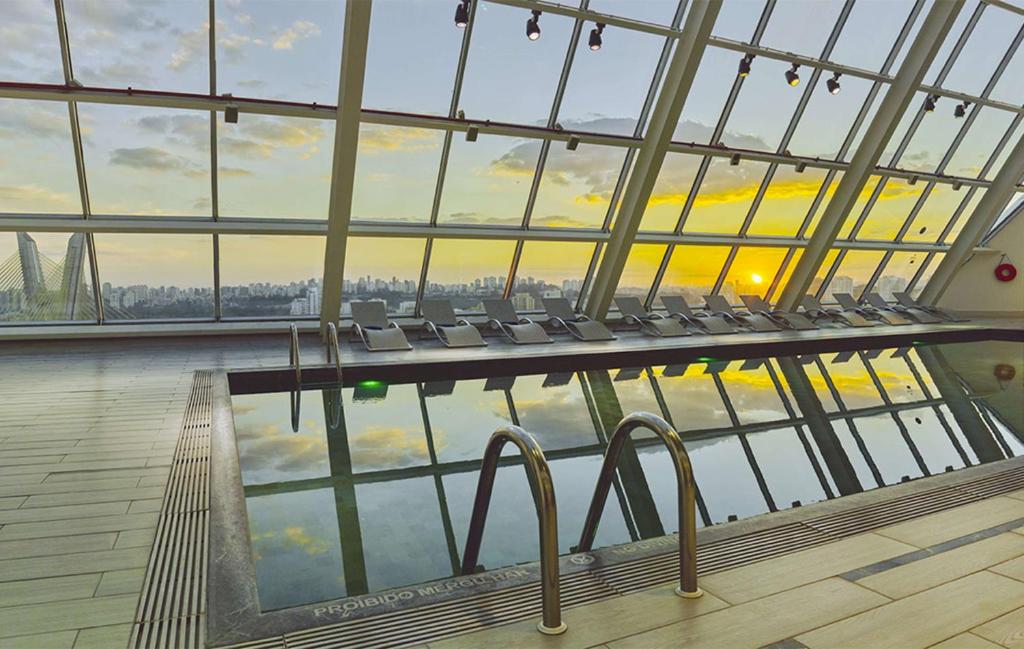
[231,341,1024,612]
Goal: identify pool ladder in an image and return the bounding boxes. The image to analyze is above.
[461,411,700,635]
[287,322,344,387]
[289,324,301,432]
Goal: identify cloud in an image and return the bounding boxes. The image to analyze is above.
[0,184,78,210]
[359,125,439,153]
[169,22,208,70]
[109,146,206,177]
[348,425,430,469]
[243,118,325,147]
[530,214,593,228]
[272,20,320,50]
[136,113,209,149]
[218,166,253,177]
[236,79,267,89]
[0,103,70,140]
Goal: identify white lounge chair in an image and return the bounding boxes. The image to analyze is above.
[483,299,553,344]
[421,299,487,347]
[350,301,413,351]
[894,291,969,322]
[614,296,690,337]
[703,295,782,332]
[835,293,912,326]
[660,295,737,334]
[801,295,876,328]
[542,297,615,341]
[865,292,941,324]
[740,295,818,331]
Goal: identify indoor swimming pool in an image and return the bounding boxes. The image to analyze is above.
[228,340,1023,613]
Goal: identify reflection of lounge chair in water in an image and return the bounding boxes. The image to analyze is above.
[740,295,818,331]
[660,295,736,334]
[703,295,781,332]
[614,297,690,337]
[351,302,412,351]
[800,295,875,328]
[542,297,615,341]
[483,299,553,344]
[421,299,487,347]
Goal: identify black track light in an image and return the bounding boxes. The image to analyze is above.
[826,71,841,95]
[454,0,469,28]
[589,22,605,51]
[954,100,970,118]
[785,63,800,87]
[526,10,541,41]
[738,53,754,77]
[924,94,938,112]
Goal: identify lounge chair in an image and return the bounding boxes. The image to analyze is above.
[801,295,875,328]
[740,295,818,331]
[483,299,553,344]
[703,295,782,332]
[542,297,615,341]
[613,296,690,337]
[894,291,969,322]
[834,293,912,326]
[660,295,737,334]
[350,301,413,351]
[421,299,487,347]
[864,293,941,324]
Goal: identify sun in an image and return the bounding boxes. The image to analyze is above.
[751,273,764,285]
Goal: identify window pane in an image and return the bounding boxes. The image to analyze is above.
[910,253,943,298]
[218,114,333,219]
[923,0,981,83]
[747,166,829,237]
[760,0,845,58]
[352,125,443,223]
[874,251,929,301]
[656,245,731,304]
[80,105,210,216]
[363,0,460,115]
[675,47,740,143]
[531,143,626,229]
[806,248,841,296]
[512,241,595,307]
[721,57,805,152]
[720,246,788,303]
[0,232,97,323]
[640,152,701,232]
[343,237,424,317]
[65,0,208,93]
[942,191,986,243]
[903,185,983,243]
[856,177,924,241]
[424,239,514,311]
[828,0,916,71]
[683,157,769,234]
[837,175,883,239]
[940,5,1024,96]
[589,0,680,26]
[0,0,63,83]
[438,134,535,226]
[558,28,664,136]
[216,0,343,104]
[897,103,962,173]
[821,249,885,302]
[788,73,873,161]
[458,3,572,125]
[712,0,766,42]
[219,235,324,318]
[616,244,665,298]
[802,171,842,238]
[95,234,213,319]
[991,44,1024,106]
[945,109,1017,180]
[0,99,80,214]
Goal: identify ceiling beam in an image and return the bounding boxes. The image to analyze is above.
[318,0,372,336]
[917,133,1024,304]
[774,0,965,311]
[582,0,720,319]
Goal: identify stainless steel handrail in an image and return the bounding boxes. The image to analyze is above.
[461,426,566,635]
[288,323,302,388]
[577,412,702,598]
[325,322,343,384]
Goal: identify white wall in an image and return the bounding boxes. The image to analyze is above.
[938,214,1024,314]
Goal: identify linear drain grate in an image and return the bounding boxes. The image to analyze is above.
[130,371,213,649]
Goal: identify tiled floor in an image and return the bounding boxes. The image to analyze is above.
[0,324,1021,649]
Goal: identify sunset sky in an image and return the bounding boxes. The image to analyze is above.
[1,0,1022,295]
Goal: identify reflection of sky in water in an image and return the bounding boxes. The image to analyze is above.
[231,342,1024,612]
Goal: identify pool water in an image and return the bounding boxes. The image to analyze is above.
[230,341,1024,612]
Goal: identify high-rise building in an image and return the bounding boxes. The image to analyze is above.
[61,233,87,320]
[16,233,45,300]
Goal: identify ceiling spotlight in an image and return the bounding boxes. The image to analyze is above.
[924,94,938,112]
[954,100,970,118]
[466,126,479,142]
[785,63,800,87]
[566,135,580,151]
[225,103,239,124]
[454,0,470,27]
[795,161,807,173]
[589,22,605,51]
[952,179,962,191]
[526,10,541,41]
[738,53,754,77]
[908,175,918,186]
[730,153,741,166]
[826,72,841,95]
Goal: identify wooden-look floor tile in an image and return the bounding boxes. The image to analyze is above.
[874,498,1024,549]
[972,605,1024,648]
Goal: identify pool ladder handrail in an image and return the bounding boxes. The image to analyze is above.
[288,324,301,432]
[325,322,343,384]
[577,411,702,598]
[461,426,566,635]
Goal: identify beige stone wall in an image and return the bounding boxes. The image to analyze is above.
[939,213,1024,314]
